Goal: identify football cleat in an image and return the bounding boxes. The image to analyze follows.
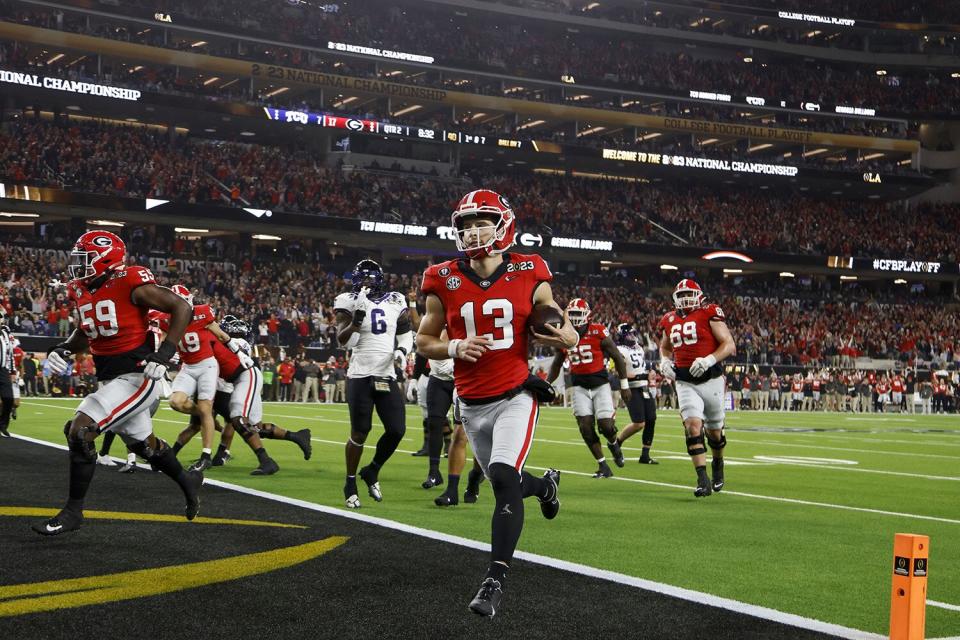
[117,461,137,474]
[359,466,382,502]
[434,492,458,507]
[250,458,279,476]
[32,509,83,536]
[694,473,713,498]
[188,457,212,473]
[345,494,361,509]
[712,458,725,492]
[211,451,233,467]
[183,470,204,520]
[0,426,10,437]
[468,578,503,617]
[592,462,614,479]
[539,468,560,520]
[292,429,313,460]
[607,440,625,468]
[421,472,443,489]
[96,454,115,467]
[638,454,659,465]
[410,446,428,457]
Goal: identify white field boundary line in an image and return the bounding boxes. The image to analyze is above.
[301,437,960,525]
[21,402,960,483]
[929,600,960,613]
[5,433,889,640]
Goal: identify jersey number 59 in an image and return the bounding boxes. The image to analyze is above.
[78,301,119,338]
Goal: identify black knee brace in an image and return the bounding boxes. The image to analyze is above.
[579,422,601,446]
[258,423,276,438]
[67,425,97,464]
[685,432,707,456]
[597,419,617,440]
[707,431,727,451]
[129,437,168,463]
[232,418,256,441]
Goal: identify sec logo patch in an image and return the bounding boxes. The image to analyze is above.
[446,276,461,290]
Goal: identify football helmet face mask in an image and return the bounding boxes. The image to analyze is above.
[566,298,591,327]
[351,259,385,298]
[451,189,516,259]
[170,284,194,306]
[68,231,126,283]
[616,322,638,347]
[672,279,704,313]
[220,315,250,339]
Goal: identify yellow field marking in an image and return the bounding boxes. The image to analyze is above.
[0,537,347,616]
[0,507,306,528]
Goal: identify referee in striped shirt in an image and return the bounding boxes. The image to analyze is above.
[0,325,14,437]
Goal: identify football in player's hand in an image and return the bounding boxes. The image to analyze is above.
[528,304,563,335]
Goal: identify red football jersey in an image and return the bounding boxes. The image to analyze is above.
[892,378,904,392]
[158,303,217,364]
[422,253,552,400]
[68,266,155,356]
[12,346,24,369]
[659,303,725,368]
[565,323,608,376]
[791,380,804,393]
[211,335,244,382]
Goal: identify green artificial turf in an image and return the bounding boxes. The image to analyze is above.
[11,398,960,637]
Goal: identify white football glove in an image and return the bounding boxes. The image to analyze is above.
[689,354,718,377]
[170,351,181,367]
[47,348,72,375]
[354,286,372,312]
[237,350,255,370]
[143,361,168,381]
[658,358,676,380]
[394,349,408,368]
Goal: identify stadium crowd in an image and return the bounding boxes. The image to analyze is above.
[1,239,957,371]
[0,118,954,260]
[3,0,957,114]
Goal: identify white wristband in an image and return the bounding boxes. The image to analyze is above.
[620,379,629,390]
[447,339,461,359]
[408,300,417,309]
[703,354,718,368]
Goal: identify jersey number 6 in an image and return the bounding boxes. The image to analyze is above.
[669,321,698,348]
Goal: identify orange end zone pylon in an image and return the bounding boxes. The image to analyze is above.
[889,533,929,640]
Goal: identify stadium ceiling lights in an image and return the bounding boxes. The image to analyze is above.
[702,251,754,263]
[779,272,795,278]
[748,143,772,152]
[840,275,858,281]
[660,264,678,271]
[723,268,743,274]
[89,219,124,227]
[47,53,64,64]
[894,279,907,284]
[252,234,282,241]
[0,212,39,218]
[391,105,422,117]
[876,69,887,76]
[175,227,209,233]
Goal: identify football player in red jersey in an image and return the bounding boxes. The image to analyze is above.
[417,189,579,617]
[172,316,311,474]
[33,231,201,536]
[547,298,631,477]
[155,285,254,472]
[658,279,736,497]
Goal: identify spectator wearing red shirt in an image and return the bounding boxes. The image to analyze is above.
[277,358,296,402]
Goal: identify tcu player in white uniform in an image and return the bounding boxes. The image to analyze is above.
[658,280,736,497]
[335,259,414,508]
[611,323,659,464]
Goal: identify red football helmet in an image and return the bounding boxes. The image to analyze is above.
[68,230,126,282]
[451,189,516,258]
[673,279,704,312]
[566,298,591,327]
[171,284,194,306]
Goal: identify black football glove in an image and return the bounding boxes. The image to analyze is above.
[143,341,177,381]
